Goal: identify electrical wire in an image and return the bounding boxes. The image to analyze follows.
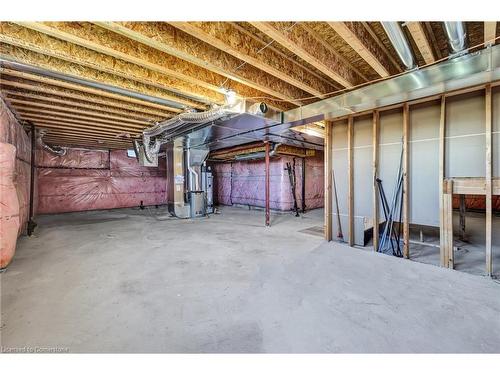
[220,22,298,91]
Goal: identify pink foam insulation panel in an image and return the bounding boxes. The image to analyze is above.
[37,149,167,214]
[211,151,324,211]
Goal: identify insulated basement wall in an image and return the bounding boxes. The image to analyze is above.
[37,149,167,214]
[329,89,500,246]
[0,99,31,235]
[211,152,324,211]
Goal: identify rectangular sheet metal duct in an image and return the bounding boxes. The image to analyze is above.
[283,44,500,125]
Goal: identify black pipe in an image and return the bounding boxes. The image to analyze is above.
[27,122,37,236]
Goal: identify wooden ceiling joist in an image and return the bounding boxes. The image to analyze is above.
[0,23,207,109]
[6,97,151,125]
[0,78,173,118]
[169,21,332,98]
[484,22,497,46]
[13,107,146,130]
[32,125,139,141]
[16,22,232,104]
[96,22,315,107]
[18,114,144,133]
[42,132,132,144]
[2,89,164,121]
[43,136,131,149]
[250,22,363,88]
[0,66,181,113]
[405,22,435,64]
[327,22,392,77]
[24,118,142,137]
[18,22,294,111]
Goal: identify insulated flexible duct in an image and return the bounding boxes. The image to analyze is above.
[37,129,67,156]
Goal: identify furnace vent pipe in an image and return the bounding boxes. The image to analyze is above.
[443,22,468,56]
[381,22,416,70]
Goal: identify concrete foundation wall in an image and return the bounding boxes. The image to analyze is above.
[211,151,324,211]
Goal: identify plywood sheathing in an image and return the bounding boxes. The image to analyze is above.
[234,22,340,90]
[428,22,450,60]
[308,22,387,80]
[19,22,292,111]
[250,22,365,88]
[466,22,485,52]
[0,23,207,109]
[170,21,331,99]
[97,22,300,109]
[365,22,406,72]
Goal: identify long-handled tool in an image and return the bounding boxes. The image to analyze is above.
[332,169,343,241]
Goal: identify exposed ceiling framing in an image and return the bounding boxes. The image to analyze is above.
[0,21,493,150]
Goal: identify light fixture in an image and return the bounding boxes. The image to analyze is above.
[223,89,237,106]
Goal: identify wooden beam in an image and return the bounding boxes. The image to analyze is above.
[43,134,131,145]
[328,22,391,77]
[0,67,182,113]
[372,111,380,251]
[324,121,333,241]
[361,22,404,73]
[0,22,210,108]
[2,89,164,121]
[17,22,290,109]
[6,97,150,125]
[37,128,136,142]
[348,116,354,246]
[29,120,141,138]
[250,22,362,88]
[443,179,454,269]
[484,22,497,46]
[402,103,410,259]
[439,96,447,267]
[485,84,493,276]
[97,22,320,107]
[18,113,144,133]
[423,22,443,60]
[14,107,145,130]
[13,105,148,129]
[405,22,435,64]
[43,137,130,150]
[172,21,335,97]
[0,78,173,117]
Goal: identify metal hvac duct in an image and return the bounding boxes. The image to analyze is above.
[381,22,416,70]
[443,22,468,56]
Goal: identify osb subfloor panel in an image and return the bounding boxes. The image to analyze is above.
[1,206,500,353]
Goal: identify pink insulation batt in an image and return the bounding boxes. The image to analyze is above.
[211,151,324,211]
[0,99,31,235]
[37,149,167,214]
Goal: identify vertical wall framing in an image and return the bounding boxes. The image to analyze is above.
[402,103,410,258]
[324,121,333,241]
[439,96,448,267]
[372,111,380,251]
[485,85,493,276]
[347,116,354,246]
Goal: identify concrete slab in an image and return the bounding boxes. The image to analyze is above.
[1,206,499,353]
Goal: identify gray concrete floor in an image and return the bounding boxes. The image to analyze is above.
[1,206,500,353]
[408,212,500,278]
